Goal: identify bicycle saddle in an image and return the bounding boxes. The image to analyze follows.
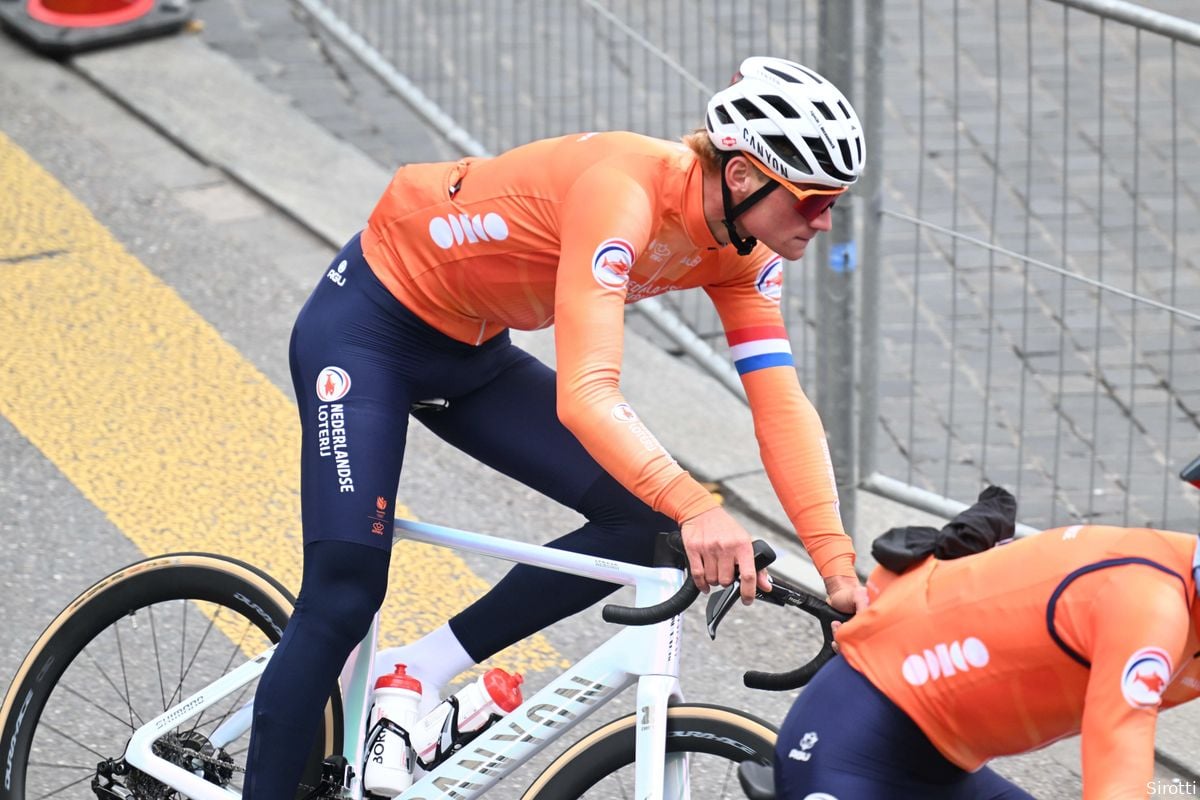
[737,761,776,800]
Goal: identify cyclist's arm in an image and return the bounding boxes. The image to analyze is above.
[705,265,856,580]
[1076,574,1190,798]
[552,165,717,525]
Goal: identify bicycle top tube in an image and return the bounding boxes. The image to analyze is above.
[393,517,671,589]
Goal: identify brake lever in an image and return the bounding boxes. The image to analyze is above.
[704,585,740,639]
[701,541,779,640]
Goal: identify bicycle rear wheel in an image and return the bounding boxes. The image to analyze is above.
[0,552,342,800]
[522,703,776,800]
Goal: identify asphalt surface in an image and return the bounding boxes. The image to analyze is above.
[0,3,1198,797]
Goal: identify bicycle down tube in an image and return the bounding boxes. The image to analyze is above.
[121,518,695,799]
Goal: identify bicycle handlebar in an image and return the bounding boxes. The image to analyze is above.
[601,537,777,626]
[599,533,850,691]
[740,574,851,691]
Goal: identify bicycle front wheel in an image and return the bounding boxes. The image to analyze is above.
[522,703,776,800]
[0,552,342,800]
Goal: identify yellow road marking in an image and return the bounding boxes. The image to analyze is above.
[0,131,565,675]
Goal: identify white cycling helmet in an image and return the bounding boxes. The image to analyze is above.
[706,56,865,189]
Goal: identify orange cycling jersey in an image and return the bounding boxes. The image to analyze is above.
[361,131,854,578]
[839,525,1200,797]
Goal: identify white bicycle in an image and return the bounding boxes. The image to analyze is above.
[0,518,844,799]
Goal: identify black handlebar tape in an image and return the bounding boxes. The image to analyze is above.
[743,589,852,691]
[743,640,837,691]
[602,580,700,625]
[603,539,777,625]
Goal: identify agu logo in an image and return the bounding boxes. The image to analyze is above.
[316,367,351,402]
[1121,647,1172,708]
[592,239,635,290]
[755,257,784,302]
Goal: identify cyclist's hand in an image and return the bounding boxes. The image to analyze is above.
[823,575,867,653]
[680,507,771,604]
[824,574,868,615]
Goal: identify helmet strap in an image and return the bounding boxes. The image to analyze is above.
[719,152,780,256]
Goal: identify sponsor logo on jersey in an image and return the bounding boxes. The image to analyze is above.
[326,258,348,287]
[1122,647,1172,708]
[901,637,990,686]
[316,366,351,402]
[725,325,794,375]
[610,401,669,455]
[787,730,819,763]
[428,212,510,250]
[625,280,683,303]
[592,239,636,290]
[755,257,785,302]
[611,402,638,422]
[649,239,672,262]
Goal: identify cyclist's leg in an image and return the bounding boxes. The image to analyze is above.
[245,541,389,798]
[774,656,1034,799]
[413,348,673,662]
[245,234,422,798]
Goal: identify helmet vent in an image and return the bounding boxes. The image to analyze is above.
[764,65,803,83]
[837,100,852,118]
[838,138,855,167]
[812,100,836,121]
[792,64,825,83]
[805,136,855,183]
[762,95,801,119]
[763,134,813,176]
[731,98,768,120]
[713,104,735,126]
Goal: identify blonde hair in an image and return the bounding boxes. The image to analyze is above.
[682,129,722,173]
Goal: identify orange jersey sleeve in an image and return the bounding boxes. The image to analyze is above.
[705,253,855,578]
[837,525,1200,794]
[551,151,716,523]
[1066,569,1191,797]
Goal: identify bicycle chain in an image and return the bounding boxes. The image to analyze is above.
[148,738,329,798]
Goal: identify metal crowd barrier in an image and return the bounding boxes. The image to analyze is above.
[863,0,1200,533]
[292,0,1200,535]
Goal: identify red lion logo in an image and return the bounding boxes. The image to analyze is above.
[1134,670,1166,695]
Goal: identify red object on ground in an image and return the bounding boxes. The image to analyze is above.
[0,0,191,56]
[26,0,155,29]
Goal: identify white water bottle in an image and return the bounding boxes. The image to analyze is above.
[409,668,524,768]
[363,664,422,796]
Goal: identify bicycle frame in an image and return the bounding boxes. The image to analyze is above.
[122,518,696,799]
